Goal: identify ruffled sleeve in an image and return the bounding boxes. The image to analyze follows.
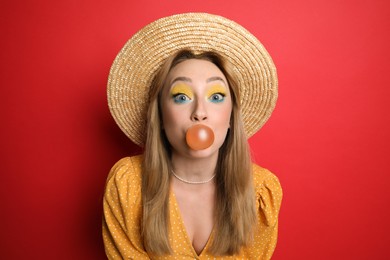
[102,156,149,260]
[252,164,283,258]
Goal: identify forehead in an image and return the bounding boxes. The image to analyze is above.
[167,59,227,83]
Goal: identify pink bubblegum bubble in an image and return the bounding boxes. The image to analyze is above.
[185,124,215,150]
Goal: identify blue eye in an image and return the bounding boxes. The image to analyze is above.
[209,93,225,103]
[173,94,191,104]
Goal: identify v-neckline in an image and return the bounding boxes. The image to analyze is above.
[170,189,215,257]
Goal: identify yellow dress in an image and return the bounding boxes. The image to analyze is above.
[103,155,282,259]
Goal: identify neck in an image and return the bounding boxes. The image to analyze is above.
[170,151,218,182]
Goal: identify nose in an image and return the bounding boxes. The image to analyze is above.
[191,99,207,122]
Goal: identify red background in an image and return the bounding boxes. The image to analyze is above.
[1,0,389,259]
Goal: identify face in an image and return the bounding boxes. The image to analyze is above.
[160,59,233,158]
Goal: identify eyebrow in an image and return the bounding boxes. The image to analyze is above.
[206,76,227,85]
[170,77,192,85]
[170,76,227,85]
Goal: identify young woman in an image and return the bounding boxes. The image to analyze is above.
[103,13,282,259]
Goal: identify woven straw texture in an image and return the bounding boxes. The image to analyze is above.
[108,13,278,146]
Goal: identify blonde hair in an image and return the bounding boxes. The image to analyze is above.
[142,50,256,256]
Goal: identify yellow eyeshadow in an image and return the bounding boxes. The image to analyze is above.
[206,85,227,97]
[170,84,193,98]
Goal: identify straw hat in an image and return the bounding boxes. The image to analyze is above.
[108,13,278,146]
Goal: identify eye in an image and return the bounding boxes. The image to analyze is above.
[209,93,225,103]
[173,93,191,104]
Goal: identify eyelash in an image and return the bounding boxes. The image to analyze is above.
[209,93,226,103]
[172,92,226,104]
[173,93,191,104]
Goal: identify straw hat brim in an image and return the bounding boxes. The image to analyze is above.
[108,13,278,146]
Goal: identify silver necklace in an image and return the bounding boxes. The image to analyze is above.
[171,170,216,185]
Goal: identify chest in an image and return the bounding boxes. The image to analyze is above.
[172,186,215,255]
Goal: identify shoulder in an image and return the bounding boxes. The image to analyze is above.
[104,155,143,201]
[252,163,282,195]
[106,155,143,181]
[252,163,283,225]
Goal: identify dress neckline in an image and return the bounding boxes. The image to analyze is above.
[169,189,215,257]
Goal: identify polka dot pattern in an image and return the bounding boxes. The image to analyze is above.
[103,155,282,259]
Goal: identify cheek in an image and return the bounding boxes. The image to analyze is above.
[161,106,183,131]
[217,102,233,127]
[161,109,174,130]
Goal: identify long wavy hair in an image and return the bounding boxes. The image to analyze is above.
[141,50,256,256]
